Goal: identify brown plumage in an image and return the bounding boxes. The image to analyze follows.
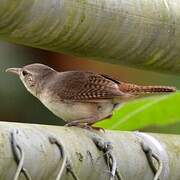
[48,71,125,101]
[47,71,176,101]
[118,82,176,95]
[6,63,177,128]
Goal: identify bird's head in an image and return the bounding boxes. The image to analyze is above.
[6,63,55,97]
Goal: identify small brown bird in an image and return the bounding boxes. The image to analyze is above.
[6,63,176,128]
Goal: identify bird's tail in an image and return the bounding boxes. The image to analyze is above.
[118,82,176,95]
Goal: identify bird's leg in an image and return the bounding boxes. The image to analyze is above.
[65,116,105,131]
[65,116,98,129]
[65,120,89,128]
[65,122,96,130]
[65,114,113,131]
[87,114,113,126]
[85,114,113,131]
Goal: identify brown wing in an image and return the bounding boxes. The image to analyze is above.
[53,71,127,101]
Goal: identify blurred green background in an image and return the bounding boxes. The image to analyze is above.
[1,41,180,133]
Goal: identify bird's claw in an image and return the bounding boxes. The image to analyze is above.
[65,122,105,132]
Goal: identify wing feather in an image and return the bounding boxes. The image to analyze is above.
[52,71,127,102]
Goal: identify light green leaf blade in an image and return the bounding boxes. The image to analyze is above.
[96,92,180,130]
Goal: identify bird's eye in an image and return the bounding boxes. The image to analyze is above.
[22,70,28,76]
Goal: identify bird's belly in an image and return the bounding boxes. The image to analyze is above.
[40,97,116,122]
[41,99,97,121]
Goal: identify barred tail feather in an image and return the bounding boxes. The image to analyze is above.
[119,83,176,95]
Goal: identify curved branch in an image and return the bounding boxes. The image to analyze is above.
[0,0,180,74]
[0,121,179,179]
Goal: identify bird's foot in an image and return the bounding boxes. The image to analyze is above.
[65,122,105,132]
[87,124,105,132]
[65,122,86,128]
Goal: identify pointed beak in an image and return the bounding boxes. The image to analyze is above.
[5,68,21,75]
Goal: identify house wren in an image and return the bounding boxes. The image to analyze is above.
[6,63,176,127]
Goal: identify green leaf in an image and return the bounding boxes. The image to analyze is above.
[96,92,180,130]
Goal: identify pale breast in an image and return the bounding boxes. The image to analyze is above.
[39,95,97,121]
[39,91,119,122]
